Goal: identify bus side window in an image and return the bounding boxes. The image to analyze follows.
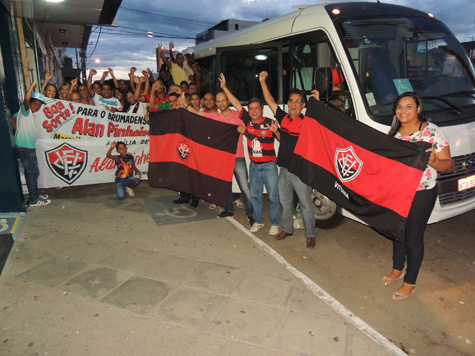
[290,32,353,116]
[290,32,336,96]
[217,44,282,105]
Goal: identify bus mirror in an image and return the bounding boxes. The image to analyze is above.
[315,67,333,98]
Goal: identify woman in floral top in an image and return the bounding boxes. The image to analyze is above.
[382,92,453,301]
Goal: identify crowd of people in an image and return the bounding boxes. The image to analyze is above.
[14,42,454,301]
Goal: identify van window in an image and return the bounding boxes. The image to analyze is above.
[290,31,352,115]
[217,43,281,104]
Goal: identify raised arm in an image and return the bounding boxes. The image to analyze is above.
[259,71,278,115]
[87,69,97,97]
[106,141,118,160]
[24,82,38,111]
[219,73,242,112]
[100,71,108,84]
[108,68,119,89]
[68,78,78,99]
[40,71,52,95]
[129,67,137,92]
[134,76,146,102]
[168,42,176,63]
[148,82,159,111]
[143,72,150,95]
[158,43,172,70]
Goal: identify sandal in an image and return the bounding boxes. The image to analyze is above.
[393,286,416,301]
[381,272,403,286]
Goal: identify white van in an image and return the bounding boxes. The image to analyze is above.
[192,1,475,227]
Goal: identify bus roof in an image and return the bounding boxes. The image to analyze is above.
[192,1,433,59]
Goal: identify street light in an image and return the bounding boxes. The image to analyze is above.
[86,58,101,66]
[82,58,101,82]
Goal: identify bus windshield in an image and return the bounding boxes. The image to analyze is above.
[337,16,475,123]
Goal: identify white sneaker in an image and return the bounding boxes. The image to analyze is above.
[39,194,49,200]
[233,198,244,208]
[269,225,280,235]
[250,223,264,233]
[30,197,51,206]
[208,203,217,209]
[125,187,135,197]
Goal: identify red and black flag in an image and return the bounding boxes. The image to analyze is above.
[288,98,431,242]
[148,109,239,207]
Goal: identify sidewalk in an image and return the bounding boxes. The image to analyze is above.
[0,183,404,356]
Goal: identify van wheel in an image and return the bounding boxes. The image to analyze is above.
[312,190,344,228]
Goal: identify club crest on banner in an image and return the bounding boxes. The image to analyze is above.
[177,140,193,160]
[45,143,88,184]
[335,146,363,182]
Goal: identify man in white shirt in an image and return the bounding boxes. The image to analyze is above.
[87,69,121,112]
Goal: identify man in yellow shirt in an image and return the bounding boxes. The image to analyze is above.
[159,42,192,85]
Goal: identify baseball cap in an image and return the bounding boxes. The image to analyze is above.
[31,92,47,104]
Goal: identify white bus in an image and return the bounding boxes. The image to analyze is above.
[192,1,475,227]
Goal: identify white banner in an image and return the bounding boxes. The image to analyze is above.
[35,99,150,188]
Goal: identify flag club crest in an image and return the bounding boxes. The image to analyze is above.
[335,146,363,182]
[177,140,193,160]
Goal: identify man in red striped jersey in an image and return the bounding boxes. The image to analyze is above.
[219,74,281,236]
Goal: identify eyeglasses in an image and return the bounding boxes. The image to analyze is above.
[288,99,303,103]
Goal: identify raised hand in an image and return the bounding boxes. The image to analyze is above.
[90,69,97,76]
[219,73,226,89]
[259,71,268,82]
[267,119,279,133]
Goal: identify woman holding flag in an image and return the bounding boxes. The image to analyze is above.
[382,92,453,301]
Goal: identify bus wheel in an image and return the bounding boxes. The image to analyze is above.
[313,190,344,228]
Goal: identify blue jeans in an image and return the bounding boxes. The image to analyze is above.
[16,146,40,203]
[278,167,316,238]
[250,161,280,226]
[226,157,253,216]
[115,177,140,200]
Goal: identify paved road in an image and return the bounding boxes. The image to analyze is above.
[233,200,475,356]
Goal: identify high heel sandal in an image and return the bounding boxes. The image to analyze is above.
[392,286,416,301]
[381,273,403,286]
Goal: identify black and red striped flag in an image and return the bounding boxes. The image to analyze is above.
[148,109,239,207]
[288,98,431,242]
